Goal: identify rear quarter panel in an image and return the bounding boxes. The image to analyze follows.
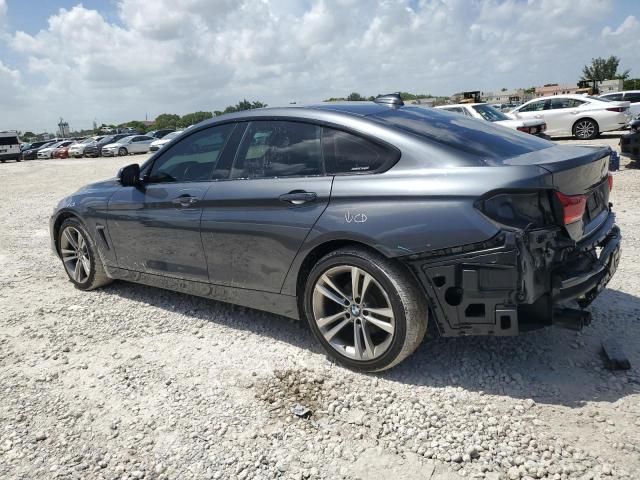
[280,164,554,296]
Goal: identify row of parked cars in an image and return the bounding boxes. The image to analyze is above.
[440,91,639,140]
[18,129,179,161]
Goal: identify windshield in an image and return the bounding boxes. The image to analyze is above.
[116,136,134,144]
[472,104,510,122]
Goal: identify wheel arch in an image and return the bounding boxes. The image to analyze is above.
[52,210,84,256]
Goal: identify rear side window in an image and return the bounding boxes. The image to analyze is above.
[0,136,19,146]
[232,121,322,179]
[547,98,584,109]
[602,93,623,101]
[322,127,398,174]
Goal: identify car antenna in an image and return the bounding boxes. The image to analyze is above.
[373,92,404,107]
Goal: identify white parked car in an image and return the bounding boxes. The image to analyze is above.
[37,140,75,159]
[68,136,105,158]
[149,130,183,152]
[435,103,547,136]
[508,94,631,140]
[101,135,155,157]
[598,90,640,120]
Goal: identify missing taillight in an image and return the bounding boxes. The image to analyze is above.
[479,191,554,228]
[555,191,587,225]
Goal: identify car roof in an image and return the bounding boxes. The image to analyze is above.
[525,94,591,102]
[601,90,640,95]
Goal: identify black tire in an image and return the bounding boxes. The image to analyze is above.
[573,118,599,140]
[303,247,428,372]
[118,147,128,156]
[57,218,112,291]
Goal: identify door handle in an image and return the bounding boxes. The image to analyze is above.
[279,191,317,205]
[172,194,199,207]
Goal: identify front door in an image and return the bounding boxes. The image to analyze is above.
[200,120,333,292]
[106,123,237,282]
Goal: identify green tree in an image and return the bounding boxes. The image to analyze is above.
[22,131,36,139]
[623,78,640,90]
[523,87,536,94]
[214,100,267,116]
[121,120,148,133]
[154,113,181,129]
[178,111,213,128]
[581,56,630,91]
[347,92,365,101]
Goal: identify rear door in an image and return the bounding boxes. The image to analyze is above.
[106,123,237,281]
[200,120,333,292]
[542,98,587,135]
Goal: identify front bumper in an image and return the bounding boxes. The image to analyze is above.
[102,149,117,157]
[404,212,621,337]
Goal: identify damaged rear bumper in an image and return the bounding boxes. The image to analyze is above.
[403,212,621,337]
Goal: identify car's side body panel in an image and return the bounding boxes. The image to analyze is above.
[200,176,334,293]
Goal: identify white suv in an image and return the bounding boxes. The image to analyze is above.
[0,131,22,163]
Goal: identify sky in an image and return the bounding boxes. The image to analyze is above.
[0,0,639,133]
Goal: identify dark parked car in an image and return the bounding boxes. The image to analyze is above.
[21,140,58,160]
[50,94,621,371]
[146,129,175,139]
[84,134,130,157]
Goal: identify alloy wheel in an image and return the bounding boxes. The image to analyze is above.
[60,226,91,283]
[312,265,395,361]
[575,120,595,139]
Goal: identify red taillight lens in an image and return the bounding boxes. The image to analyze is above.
[517,126,529,133]
[555,191,587,225]
[606,107,626,113]
[608,172,613,191]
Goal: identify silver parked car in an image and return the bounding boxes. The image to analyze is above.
[101,135,155,157]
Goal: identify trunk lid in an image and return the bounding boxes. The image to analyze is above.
[501,144,611,241]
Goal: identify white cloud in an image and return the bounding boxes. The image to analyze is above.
[1,0,639,132]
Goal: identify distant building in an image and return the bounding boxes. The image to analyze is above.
[481,88,534,104]
[535,79,623,97]
[534,83,579,97]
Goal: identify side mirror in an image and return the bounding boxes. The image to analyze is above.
[118,163,141,187]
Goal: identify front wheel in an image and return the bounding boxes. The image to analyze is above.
[573,119,599,140]
[303,247,427,372]
[118,147,128,156]
[58,218,112,290]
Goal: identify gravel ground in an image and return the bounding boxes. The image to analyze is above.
[1,133,639,480]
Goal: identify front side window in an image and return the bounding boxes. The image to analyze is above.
[519,100,545,112]
[147,123,235,183]
[322,127,397,174]
[231,121,322,179]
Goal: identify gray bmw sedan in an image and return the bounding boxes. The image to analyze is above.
[50,94,620,371]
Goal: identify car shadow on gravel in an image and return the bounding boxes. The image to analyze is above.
[104,281,639,408]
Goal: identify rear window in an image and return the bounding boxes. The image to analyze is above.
[372,107,553,162]
[0,136,19,146]
[322,127,398,174]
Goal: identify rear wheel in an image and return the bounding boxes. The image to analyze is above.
[118,147,128,156]
[573,119,599,140]
[303,247,427,372]
[58,218,112,291]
